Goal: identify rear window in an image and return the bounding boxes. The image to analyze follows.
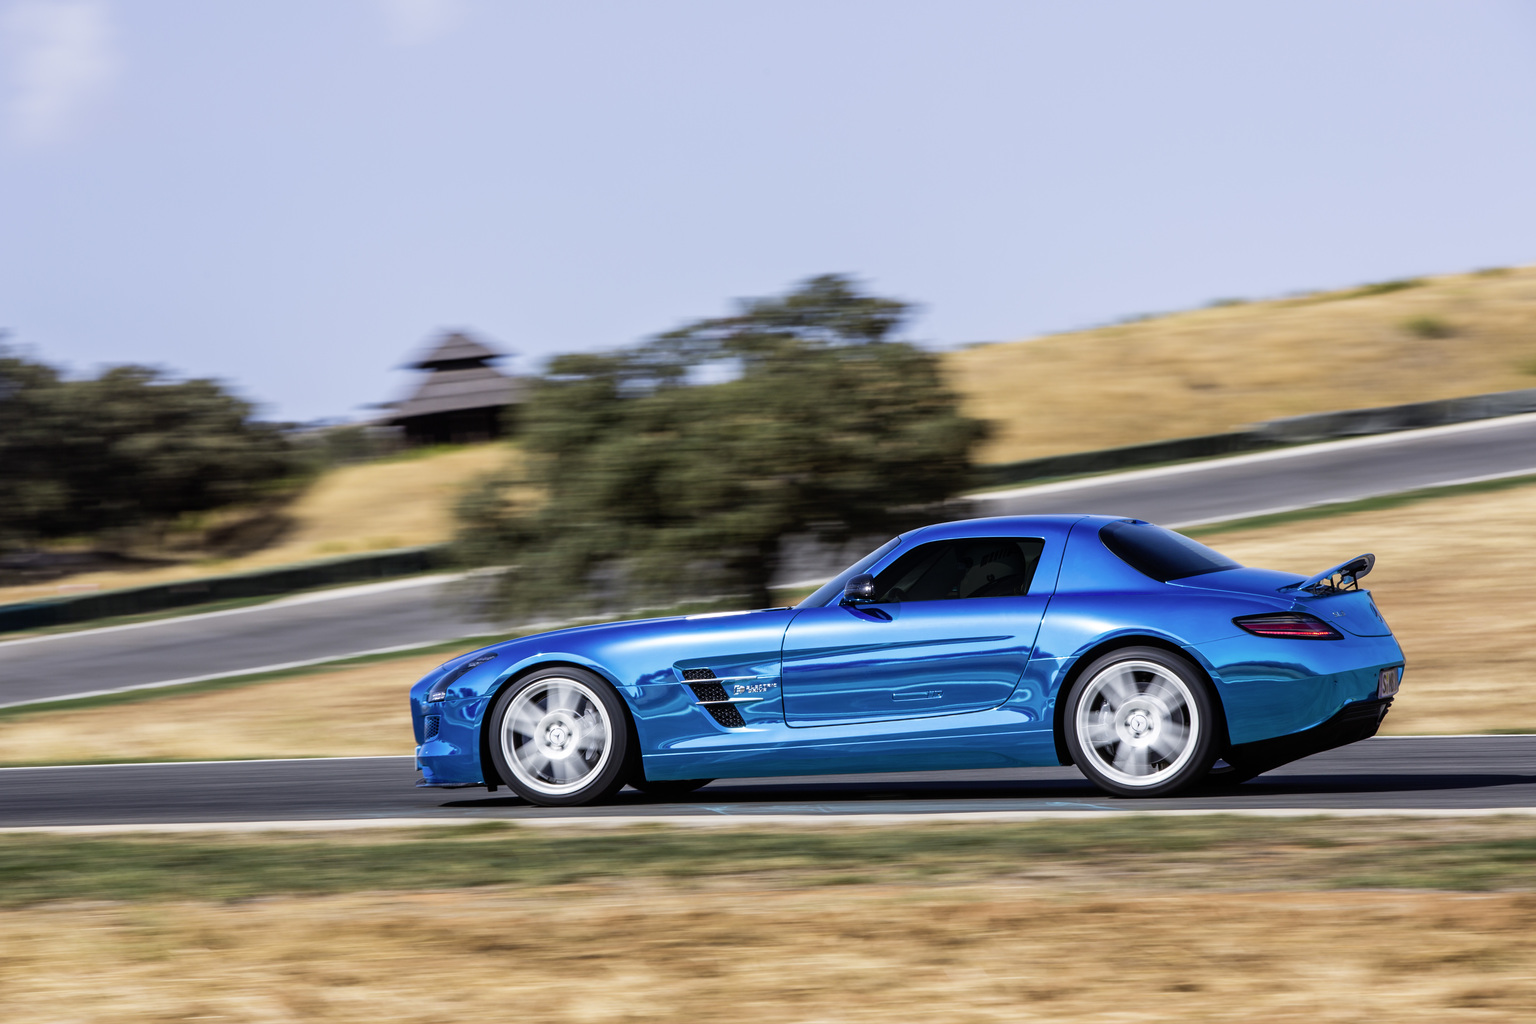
[1099,520,1239,581]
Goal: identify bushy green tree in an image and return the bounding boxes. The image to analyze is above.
[0,347,294,548]
[0,350,73,545]
[457,275,987,614]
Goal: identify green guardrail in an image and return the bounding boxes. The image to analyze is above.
[0,545,453,635]
[973,431,1278,490]
[974,386,1536,490]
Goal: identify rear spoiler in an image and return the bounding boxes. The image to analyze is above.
[1279,553,1375,596]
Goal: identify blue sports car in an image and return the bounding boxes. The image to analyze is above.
[410,515,1403,804]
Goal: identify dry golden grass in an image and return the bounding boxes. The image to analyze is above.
[243,445,512,564]
[1203,480,1536,735]
[2,880,1534,1022]
[0,445,513,606]
[0,651,446,764]
[948,264,1536,463]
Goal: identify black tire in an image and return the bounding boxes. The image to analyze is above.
[630,778,714,798]
[487,666,632,807]
[1063,646,1219,798]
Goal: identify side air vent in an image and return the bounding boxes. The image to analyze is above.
[680,667,749,728]
[689,682,729,703]
[423,715,441,740]
[705,704,746,728]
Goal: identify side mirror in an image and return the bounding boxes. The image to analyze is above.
[842,573,876,605]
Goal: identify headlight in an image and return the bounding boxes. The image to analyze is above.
[427,652,499,702]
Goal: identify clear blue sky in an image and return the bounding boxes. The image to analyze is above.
[3,0,1534,422]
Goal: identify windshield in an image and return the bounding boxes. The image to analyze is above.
[795,537,901,608]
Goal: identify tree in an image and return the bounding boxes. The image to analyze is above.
[457,275,988,614]
[0,348,73,546]
[0,346,295,548]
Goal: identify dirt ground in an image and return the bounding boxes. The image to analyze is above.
[948,264,1536,463]
[2,881,1534,1022]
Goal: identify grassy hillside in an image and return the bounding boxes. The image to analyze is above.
[948,264,1536,464]
[0,444,512,607]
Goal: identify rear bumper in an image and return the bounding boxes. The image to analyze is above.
[1227,694,1393,775]
[1200,631,1404,745]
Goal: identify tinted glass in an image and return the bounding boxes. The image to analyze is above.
[796,538,901,608]
[1099,520,1239,581]
[870,538,1045,602]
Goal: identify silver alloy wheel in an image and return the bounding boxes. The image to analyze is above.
[1073,658,1201,788]
[500,676,614,798]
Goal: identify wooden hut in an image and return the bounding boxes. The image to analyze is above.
[386,331,522,445]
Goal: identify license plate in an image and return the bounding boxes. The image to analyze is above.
[1378,666,1402,698]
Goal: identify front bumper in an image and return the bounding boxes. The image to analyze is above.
[412,695,491,787]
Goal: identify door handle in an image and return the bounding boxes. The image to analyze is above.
[844,606,893,622]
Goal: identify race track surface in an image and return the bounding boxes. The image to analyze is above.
[0,575,498,707]
[3,736,1532,827]
[974,412,1536,525]
[6,413,1536,707]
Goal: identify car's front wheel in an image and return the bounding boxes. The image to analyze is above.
[1063,647,1217,798]
[488,667,631,807]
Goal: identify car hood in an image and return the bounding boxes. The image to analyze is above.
[488,606,793,652]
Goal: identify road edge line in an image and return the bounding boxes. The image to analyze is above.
[0,755,415,771]
[0,641,484,711]
[0,571,480,651]
[966,411,1536,502]
[6,806,1536,834]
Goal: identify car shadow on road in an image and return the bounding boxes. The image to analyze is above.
[441,769,1536,812]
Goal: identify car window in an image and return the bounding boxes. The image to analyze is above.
[1098,520,1239,581]
[870,538,1045,602]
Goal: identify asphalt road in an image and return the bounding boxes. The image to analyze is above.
[4,413,1535,707]
[2,736,1532,827]
[0,574,503,708]
[975,412,1536,526]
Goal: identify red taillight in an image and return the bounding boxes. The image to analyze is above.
[1233,613,1343,640]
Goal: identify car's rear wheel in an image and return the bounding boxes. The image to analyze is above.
[1064,647,1217,798]
[488,667,631,807]
[630,778,714,798]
